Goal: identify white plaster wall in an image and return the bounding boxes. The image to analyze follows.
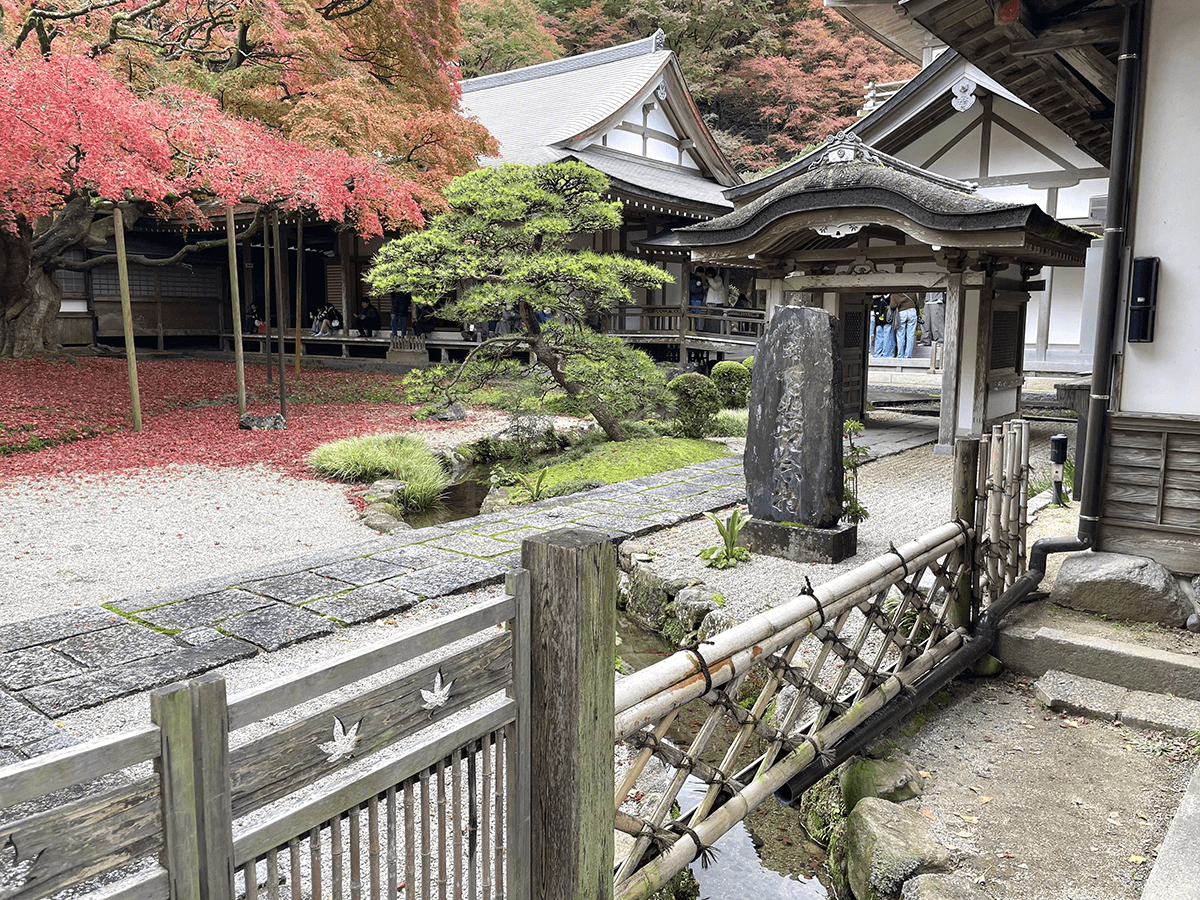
[605,129,641,154]
[646,105,672,134]
[993,98,1100,169]
[1057,178,1107,220]
[987,387,1019,421]
[1122,0,1200,415]
[647,137,677,164]
[958,292,981,434]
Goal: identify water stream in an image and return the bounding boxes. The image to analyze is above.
[617,614,832,899]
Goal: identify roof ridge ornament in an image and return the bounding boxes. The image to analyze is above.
[819,132,878,166]
[811,130,979,194]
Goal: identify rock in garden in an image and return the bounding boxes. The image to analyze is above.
[1050,550,1193,626]
[424,403,467,422]
[840,757,924,811]
[238,412,286,430]
[845,798,950,900]
[744,305,843,527]
[673,585,720,632]
[900,873,989,900]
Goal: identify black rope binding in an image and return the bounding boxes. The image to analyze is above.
[682,638,716,696]
[888,541,910,578]
[799,576,827,627]
[667,821,720,869]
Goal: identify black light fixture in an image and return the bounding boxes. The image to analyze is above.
[1128,256,1159,342]
[1050,433,1069,506]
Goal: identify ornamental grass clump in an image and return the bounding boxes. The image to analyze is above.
[308,434,449,512]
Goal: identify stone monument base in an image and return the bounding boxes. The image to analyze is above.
[739,518,858,564]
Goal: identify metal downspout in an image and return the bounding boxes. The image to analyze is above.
[777,4,1148,804]
[1078,0,1146,544]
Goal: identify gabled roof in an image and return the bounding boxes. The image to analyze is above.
[459,30,739,215]
[648,133,1093,267]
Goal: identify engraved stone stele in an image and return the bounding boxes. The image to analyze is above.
[741,305,857,563]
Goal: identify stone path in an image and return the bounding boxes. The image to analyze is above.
[0,413,937,762]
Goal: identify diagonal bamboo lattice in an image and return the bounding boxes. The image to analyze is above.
[611,521,975,898]
[612,425,1030,898]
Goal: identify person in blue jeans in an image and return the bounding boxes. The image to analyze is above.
[871,295,895,357]
[891,293,918,358]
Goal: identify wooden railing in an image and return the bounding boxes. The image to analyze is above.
[602,304,766,343]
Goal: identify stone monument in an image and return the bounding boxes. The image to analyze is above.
[741,305,857,563]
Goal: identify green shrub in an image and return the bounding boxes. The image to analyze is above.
[667,373,723,439]
[710,360,751,408]
[542,392,590,416]
[708,410,749,438]
[742,355,754,373]
[307,435,449,512]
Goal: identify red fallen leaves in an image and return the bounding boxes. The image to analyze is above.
[0,358,477,484]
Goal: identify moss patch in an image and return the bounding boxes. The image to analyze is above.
[535,437,729,492]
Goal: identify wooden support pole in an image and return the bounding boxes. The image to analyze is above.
[112,207,142,432]
[225,209,248,417]
[190,675,235,900]
[522,527,616,900]
[505,568,532,900]
[152,684,203,900]
[271,212,288,419]
[263,214,273,382]
[294,217,304,375]
[949,437,979,630]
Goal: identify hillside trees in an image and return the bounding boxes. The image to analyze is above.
[0,0,495,357]
[523,0,916,170]
[365,162,670,441]
[458,0,561,77]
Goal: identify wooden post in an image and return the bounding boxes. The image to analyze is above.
[937,272,964,448]
[949,438,979,630]
[191,675,235,900]
[226,209,248,417]
[522,528,616,900]
[338,230,353,359]
[294,217,304,375]
[263,215,273,382]
[153,684,203,900]
[271,212,288,419]
[112,207,143,431]
[505,568,532,900]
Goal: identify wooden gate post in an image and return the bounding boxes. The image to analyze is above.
[522,527,617,900]
[152,676,235,900]
[950,437,979,630]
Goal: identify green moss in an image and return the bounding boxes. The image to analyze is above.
[535,437,729,492]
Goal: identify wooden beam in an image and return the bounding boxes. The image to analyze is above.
[783,272,948,291]
[1059,45,1118,102]
[1009,7,1123,56]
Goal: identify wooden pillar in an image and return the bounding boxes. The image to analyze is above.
[271,212,288,418]
[263,215,273,380]
[522,528,617,900]
[294,217,304,374]
[971,278,996,436]
[112,207,142,431]
[225,209,247,416]
[338,230,353,359]
[950,438,979,630]
[937,271,964,448]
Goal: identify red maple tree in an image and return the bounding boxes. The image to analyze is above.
[0,0,495,358]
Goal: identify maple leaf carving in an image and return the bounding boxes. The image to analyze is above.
[318,715,362,763]
[421,670,453,711]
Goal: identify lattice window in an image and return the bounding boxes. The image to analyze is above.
[158,267,219,297]
[990,308,1021,371]
[844,308,864,349]
[93,265,156,296]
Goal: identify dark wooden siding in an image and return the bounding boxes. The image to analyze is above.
[1097,413,1200,574]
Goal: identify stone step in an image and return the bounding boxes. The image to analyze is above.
[1032,669,1200,735]
[996,621,1200,702]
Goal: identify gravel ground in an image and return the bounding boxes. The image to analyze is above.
[0,411,532,622]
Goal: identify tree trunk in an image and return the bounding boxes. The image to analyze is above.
[0,229,63,358]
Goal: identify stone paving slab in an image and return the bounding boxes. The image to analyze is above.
[1120,690,1200,736]
[240,571,352,605]
[306,584,420,625]
[313,556,408,586]
[0,607,124,653]
[384,558,509,599]
[1033,669,1127,717]
[0,647,87,692]
[134,589,274,630]
[219,605,336,652]
[55,623,180,668]
[370,546,460,571]
[0,691,62,749]
[18,638,257,715]
[426,532,520,559]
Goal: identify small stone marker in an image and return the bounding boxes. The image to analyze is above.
[742,305,856,562]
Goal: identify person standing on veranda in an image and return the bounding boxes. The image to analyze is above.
[890,293,918,358]
[871,294,895,357]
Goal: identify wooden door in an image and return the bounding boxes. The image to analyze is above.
[839,294,869,421]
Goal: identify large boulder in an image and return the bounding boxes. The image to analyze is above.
[841,758,924,811]
[1050,551,1194,626]
[845,798,950,900]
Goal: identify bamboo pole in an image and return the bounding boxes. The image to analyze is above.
[271,212,288,419]
[294,216,304,375]
[1018,419,1031,576]
[111,207,142,431]
[226,208,248,416]
[949,438,979,629]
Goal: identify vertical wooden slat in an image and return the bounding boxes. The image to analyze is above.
[452,752,463,898]
[494,733,505,900]
[419,770,431,900]
[386,787,398,900]
[505,569,531,900]
[310,825,323,900]
[331,815,344,900]
[949,438,978,630]
[289,839,302,900]
[350,804,362,900]
[369,795,382,900]
[266,849,280,900]
[468,744,477,900]
[152,683,201,900]
[244,862,259,900]
[523,528,617,900]
[436,760,448,900]
[404,779,416,900]
[190,674,235,900]
[481,741,492,900]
